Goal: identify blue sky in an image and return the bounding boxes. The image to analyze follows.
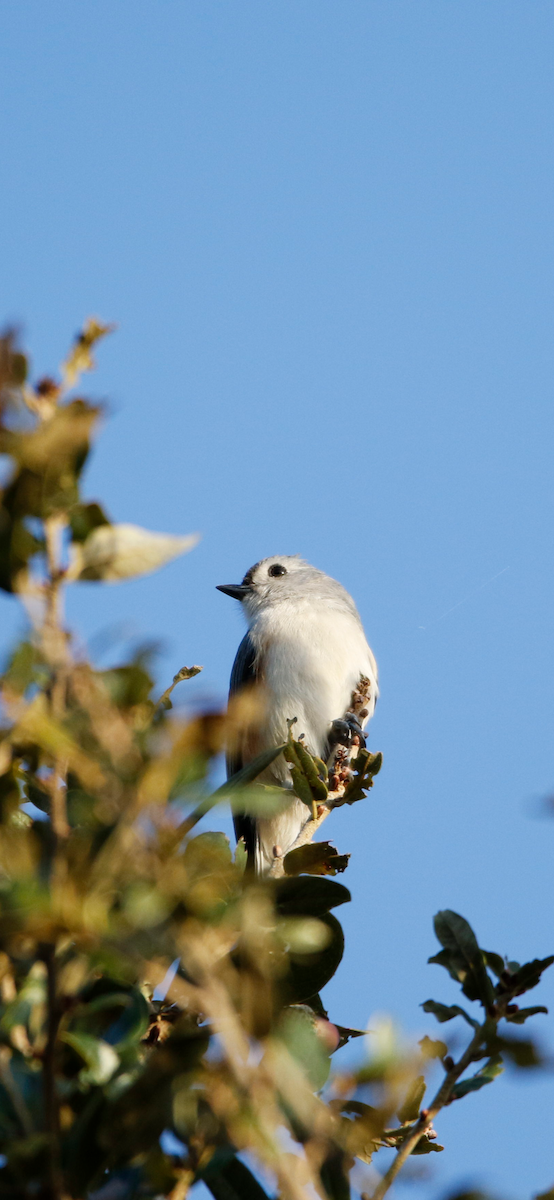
[1,4,554,1197]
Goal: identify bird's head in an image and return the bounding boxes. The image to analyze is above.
[217,555,315,616]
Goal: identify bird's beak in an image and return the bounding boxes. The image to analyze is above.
[216,583,251,601]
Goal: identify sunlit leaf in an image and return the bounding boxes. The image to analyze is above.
[419,1035,447,1059]
[67,523,199,582]
[62,317,115,387]
[284,841,350,876]
[62,1032,119,1084]
[276,1007,331,1090]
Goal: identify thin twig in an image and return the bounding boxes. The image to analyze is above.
[369,1025,485,1200]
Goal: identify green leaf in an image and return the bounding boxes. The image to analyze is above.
[276,1008,331,1090]
[284,733,328,808]
[284,912,345,1002]
[212,744,287,795]
[274,875,351,917]
[319,1149,351,1200]
[229,785,290,816]
[0,492,45,593]
[284,841,350,877]
[397,1076,426,1123]
[341,749,383,806]
[488,1034,542,1068]
[200,1152,271,1199]
[432,911,495,1006]
[62,1032,120,1084]
[505,1005,548,1024]
[100,660,153,707]
[2,641,48,696]
[428,947,463,983]
[421,1000,479,1029]
[502,956,554,997]
[69,501,111,543]
[451,1055,503,1099]
[482,950,506,978]
[411,1135,444,1155]
[234,837,248,874]
[419,1035,448,1059]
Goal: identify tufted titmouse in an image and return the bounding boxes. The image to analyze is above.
[217,555,378,873]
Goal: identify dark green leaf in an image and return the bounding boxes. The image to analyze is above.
[432,911,495,1006]
[487,1034,542,1068]
[411,1135,444,1155]
[319,1148,351,1200]
[451,1055,503,1099]
[421,1000,479,1029]
[482,950,506,978]
[201,1153,271,1200]
[69,501,111,543]
[428,947,463,983]
[284,912,345,1002]
[503,956,554,997]
[274,875,351,917]
[505,1005,548,1024]
[284,841,350,877]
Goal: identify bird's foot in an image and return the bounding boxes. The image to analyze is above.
[328,712,366,751]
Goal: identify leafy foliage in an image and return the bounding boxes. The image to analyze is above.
[0,324,550,1200]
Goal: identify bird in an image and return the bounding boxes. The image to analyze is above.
[217,555,378,874]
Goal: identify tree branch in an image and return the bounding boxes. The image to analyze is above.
[369,1024,486,1200]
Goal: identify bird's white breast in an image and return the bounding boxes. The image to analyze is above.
[251,600,377,780]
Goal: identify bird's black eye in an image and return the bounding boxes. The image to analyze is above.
[268,563,287,578]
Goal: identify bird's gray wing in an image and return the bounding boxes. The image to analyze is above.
[227,631,259,861]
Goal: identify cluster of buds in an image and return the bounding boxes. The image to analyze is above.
[327,674,374,797]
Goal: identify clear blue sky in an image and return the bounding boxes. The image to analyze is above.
[1,4,553,1197]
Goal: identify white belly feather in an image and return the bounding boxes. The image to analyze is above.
[249,603,377,870]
